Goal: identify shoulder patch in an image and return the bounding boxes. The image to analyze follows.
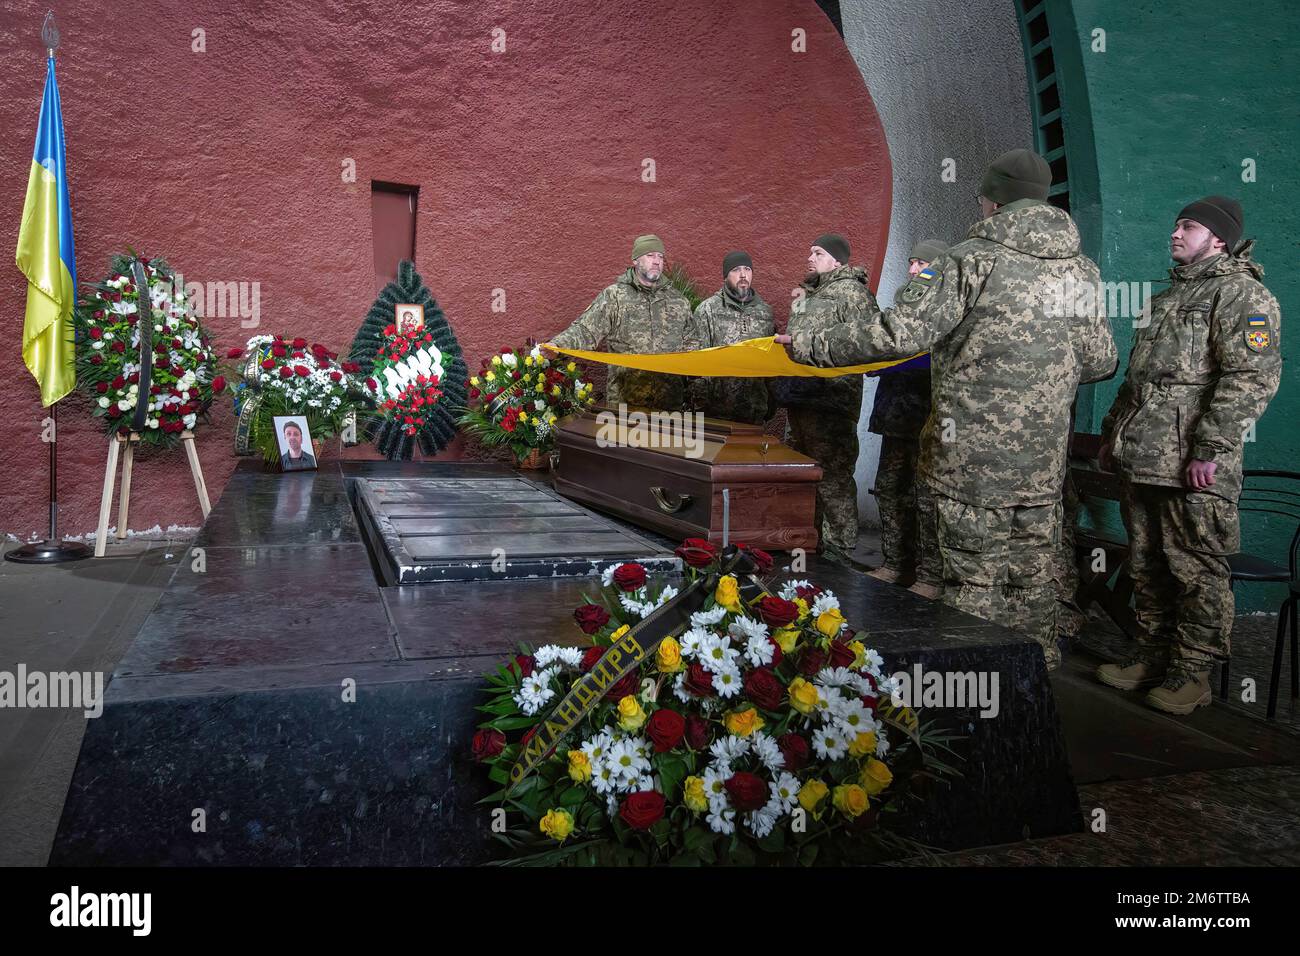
[917,267,937,281]
[1245,328,1271,352]
[1246,315,1269,327]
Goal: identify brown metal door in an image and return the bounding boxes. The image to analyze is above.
[371,182,418,293]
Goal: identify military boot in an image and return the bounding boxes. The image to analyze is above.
[866,566,902,584]
[908,581,942,600]
[1096,654,1168,691]
[1145,668,1212,715]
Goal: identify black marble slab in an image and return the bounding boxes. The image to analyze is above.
[51,460,1081,865]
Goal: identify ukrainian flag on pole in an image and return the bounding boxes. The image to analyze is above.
[16,54,77,407]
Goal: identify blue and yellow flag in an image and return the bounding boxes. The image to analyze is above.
[16,56,77,407]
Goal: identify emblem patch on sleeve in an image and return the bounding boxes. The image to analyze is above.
[900,267,937,304]
[1246,328,1271,352]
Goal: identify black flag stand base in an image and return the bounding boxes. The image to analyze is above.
[5,399,91,565]
[5,538,92,564]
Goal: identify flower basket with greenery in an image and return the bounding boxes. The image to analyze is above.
[458,342,596,464]
[471,541,962,866]
[226,334,370,465]
[73,253,226,448]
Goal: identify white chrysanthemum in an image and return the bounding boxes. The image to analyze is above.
[812,724,850,761]
[832,697,872,736]
[729,615,768,642]
[863,648,885,673]
[607,738,650,781]
[709,734,750,768]
[533,645,564,667]
[743,633,775,668]
[707,805,737,835]
[553,646,583,668]
[712,664,743,698]
[618,593,648,619]
[591,760,618,795]
[747,804,780,838]
[633,775,658,793]
[702,766,730,810]
[811,592,841,616]
[600,564,618,588]
[752,732,784,773]
[778,579,814,601]
[690,605,728,628]
[672,672,692,703]
[679,626,710,660]
[770,773,801,811]
[651,585,679,609]
[580,732,613,766]
[877,675,902,699]
[876,734,892,759]
[500,351,517,367]
[698,634,740,674]
[817,666,858,690]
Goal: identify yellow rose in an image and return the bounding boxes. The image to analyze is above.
[491,355,502,366]
[773,626,800,654]
[683,776,708,813]
[484,370,496,382]
[798,779,829,814]
[832,783,869,820]
[860,757,894,795]
[848,730,878,758]
[518,411,528,423]
[656,636,684,673]
[552,385,562,396]
[469,376,479,386]
[849,640,867,670]
[524,356,534,367]
[794,597,810,621]
[816,607,845,639]
[724,707,765,737]
[610,624,630,642]
[539,808,575,842]
[567,362,576,372]
[788,677,820,715]
[616,694,646,732]
[567,749,592,783]
[714,575,742,612]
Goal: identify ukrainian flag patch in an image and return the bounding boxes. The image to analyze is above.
[1247,315,1268,327]
[917,267,937,281]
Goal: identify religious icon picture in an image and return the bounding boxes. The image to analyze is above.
[274,415,318,472]
[396,303,424,334]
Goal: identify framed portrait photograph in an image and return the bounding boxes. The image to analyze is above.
[274,415,318,472]
[396,303,424,334]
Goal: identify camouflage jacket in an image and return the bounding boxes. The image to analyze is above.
[688,284,776,424]
[551,267,694,409]
[792,199,1118,508]
[867,364,930,439]
[776,265,871,416]
[1101,242,1281,503]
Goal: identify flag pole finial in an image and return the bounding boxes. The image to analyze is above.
[42,10,59,57]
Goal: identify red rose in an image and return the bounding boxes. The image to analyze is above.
[279,366,294,378]
[683,662,715,698]
[128,372,140,384]
[226,347,244,358]
[605,670,639,702]
[512,655,534,678]
[684,714,712,750]
[743,666,785,711]
[757,596,799,628]
[90,354,104,365]
[829,640,856,669]
[292,337,308,348]
[111,375,124,388]
[294,365,310,377]
[738,543,774,575]
[642,709,685,753]
[674,537,718,568]
[795,583,823,600]
[580,646,605,672]
[777,733,810,771]
[89,326,103,339]
[211,376,226,393]
[612,563,647,591]
[172,338,183,349]
[366,378,378,391]
[95,381,109,394]
[111,341,126,353]
[861,693,879,711]
[342,362,360,373]
[798,646,828,676]
[261,358,276,370]
[329,370,343,382]
[573,603,610,634]
[619,791,665,830]
[272,344,287,357]
[155,356,167,368]
[724,772,768,812]
[311,343,329,358]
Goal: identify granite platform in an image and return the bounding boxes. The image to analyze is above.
[49,458,1082,865]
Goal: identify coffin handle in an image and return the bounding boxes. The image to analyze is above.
[650,486,693,513]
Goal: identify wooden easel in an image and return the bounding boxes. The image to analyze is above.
[94,430,211,557]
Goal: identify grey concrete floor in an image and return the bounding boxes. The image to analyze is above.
[2,527,1297,866]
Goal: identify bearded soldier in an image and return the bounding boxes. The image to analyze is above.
[1096,197,1282,714]
[689,250,775,424]
[550,234,694,409]
[780,234,873,565]
[782,150,1117,670]
[867,239,946,597]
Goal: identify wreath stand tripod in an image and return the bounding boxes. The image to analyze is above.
[94,430,211,558]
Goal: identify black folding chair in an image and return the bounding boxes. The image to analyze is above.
[1227,470,1300,717]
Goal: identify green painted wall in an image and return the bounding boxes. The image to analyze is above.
[1049,0,1299,611]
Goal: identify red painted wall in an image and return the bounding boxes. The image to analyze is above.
[0,0,890,538]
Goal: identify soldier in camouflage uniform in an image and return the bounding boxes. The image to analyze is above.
[780,234,871,562]
[785,150,1117,670]
[1096,196,1282,715]
[689,250,775,424]
[867,239,946,596]
[550,234,694,410]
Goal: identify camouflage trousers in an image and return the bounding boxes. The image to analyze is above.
[934,493,1062,668]
[874,435,942,586]
[1122,482,1239,673]
[1054,473,1086,643]
[786,407,859,555]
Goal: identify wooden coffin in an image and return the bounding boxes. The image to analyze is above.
[554,407,821,551]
